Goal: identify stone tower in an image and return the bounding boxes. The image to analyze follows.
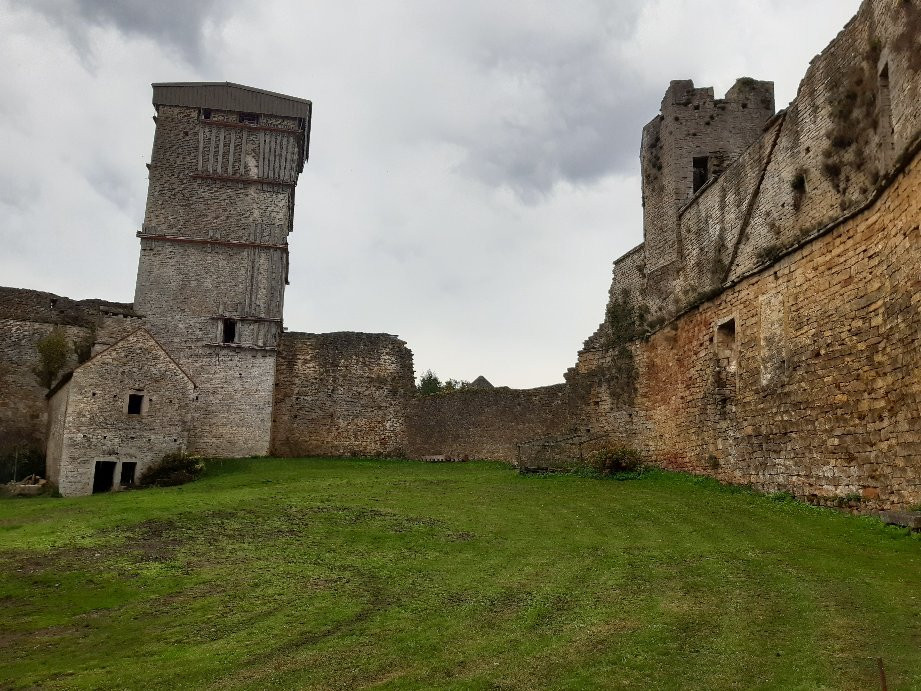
[134,82,312,456]
[640,78,774,276]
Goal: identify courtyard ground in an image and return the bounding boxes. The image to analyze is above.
[1,458,919,689]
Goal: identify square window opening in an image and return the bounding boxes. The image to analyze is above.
[201,108,212,120]
[693,156,710,193]
[239,112,259,125]
[127,393,144,415]
[222,318,237,344]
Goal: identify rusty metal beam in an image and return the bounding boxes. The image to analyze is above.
[189,173,295,186]
[136,232,288,251]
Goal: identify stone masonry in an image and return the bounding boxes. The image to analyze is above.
[46,329,195,496]
[572,0,921,510]
[0,287,137,457]
[271,332,415,457]
[134,83,311,458]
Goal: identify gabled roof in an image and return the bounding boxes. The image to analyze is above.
[47,328,196,399]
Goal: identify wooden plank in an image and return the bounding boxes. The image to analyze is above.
[240,130,247,176]
[244,247,253,315]
[198,128,204,171]
[228,130,236,176]
[217,130,224,174]
[281,135,290,181]
[208,127,215,174]
[259,131,266,179]
[256,132,262,178]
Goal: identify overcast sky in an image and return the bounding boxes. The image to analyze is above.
[0,0,861,387]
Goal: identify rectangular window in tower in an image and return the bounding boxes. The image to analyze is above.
[693,156,710,192]
[222,318,238,344]
[239,112,259,125]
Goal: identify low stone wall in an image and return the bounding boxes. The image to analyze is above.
[271,332,415,457]
[405,385,579,463]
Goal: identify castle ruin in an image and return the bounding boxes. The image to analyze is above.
[0,0,919,508]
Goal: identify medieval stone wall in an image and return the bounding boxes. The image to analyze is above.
[574,147,921,510]
[271,332,415,457]
[405,385,578,462]
[0,320,86,455]
[606,0,921,326]
[0,287,135,455]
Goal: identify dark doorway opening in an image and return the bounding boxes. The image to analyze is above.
[693,156,710,192]
[127,393,144,415]
[120,462,137,488]
[92,461,116,494]
[222,318,237,344]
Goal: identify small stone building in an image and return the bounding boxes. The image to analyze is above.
[46,329,195,497]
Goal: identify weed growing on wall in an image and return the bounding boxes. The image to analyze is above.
[73,326,96,364]
[821,41,883,196]
[598,291,648,403]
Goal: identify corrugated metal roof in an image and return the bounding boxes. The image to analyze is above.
[152,81,313,165]
[152,82,311,119]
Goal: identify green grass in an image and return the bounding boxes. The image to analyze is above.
[1,458,920,690]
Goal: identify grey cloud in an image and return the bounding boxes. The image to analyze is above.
[408,2,657,200]
[14,0,225,66]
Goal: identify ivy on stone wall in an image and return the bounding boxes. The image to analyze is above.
[895,1,921,72]
[597,290,648,404]
[821,40,883,198]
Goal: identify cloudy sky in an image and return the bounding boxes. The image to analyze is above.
[0,0,861,387]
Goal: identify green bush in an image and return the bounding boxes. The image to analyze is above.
[138,452,205,488]
[33,328,70,390]
[591,446,643,476]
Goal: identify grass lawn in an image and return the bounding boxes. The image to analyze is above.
[1,458,920,690]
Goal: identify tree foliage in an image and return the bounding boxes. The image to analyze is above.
[417,370,469,395]
[32,328,70,390]
[417,370,442,395]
